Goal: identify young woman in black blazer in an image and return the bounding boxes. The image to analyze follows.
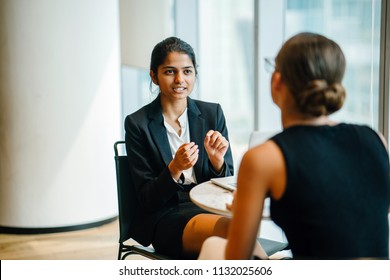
[125,37,239,259]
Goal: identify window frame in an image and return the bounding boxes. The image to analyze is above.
[174,0,390,141]
[379,0,390,141]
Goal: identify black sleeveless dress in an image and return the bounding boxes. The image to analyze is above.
[270,123,390,259]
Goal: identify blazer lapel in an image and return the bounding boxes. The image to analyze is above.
[148,97,172,166]
[187,98,206,182]
[147,96,207,179]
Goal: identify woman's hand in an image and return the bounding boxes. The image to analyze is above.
[204,130,229,173]
[168,142,199,180]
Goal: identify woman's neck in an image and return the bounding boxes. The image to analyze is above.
[281,111,336,129]
[161,97,187,122]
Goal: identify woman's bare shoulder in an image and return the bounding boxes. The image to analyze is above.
[241,140,286,199]
[244,140,283,166]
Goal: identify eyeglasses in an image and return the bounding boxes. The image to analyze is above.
[264,57,276,73]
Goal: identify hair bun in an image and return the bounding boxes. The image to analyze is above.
[297,80,346,116]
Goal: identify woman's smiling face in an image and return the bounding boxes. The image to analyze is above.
[151,51,196,102]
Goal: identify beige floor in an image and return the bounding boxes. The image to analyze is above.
[2,217,388,260]
[0,219,288,260]
[0,219,146,260]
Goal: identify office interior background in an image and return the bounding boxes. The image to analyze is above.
[0,0,389,249]
[123,0,389,169]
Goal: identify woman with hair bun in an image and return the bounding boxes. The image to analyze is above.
[199,32,390,259]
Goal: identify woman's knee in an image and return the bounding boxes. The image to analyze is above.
[184,213,230,237]
[198,236,227,260]
[181,214,230,258]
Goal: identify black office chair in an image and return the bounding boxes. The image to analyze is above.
[114,140,288,260]
[114,141,170,260]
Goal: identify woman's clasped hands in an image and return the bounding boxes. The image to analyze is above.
[168,130,229,180]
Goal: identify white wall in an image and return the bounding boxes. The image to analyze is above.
[0,0,121,228]
[119,0,174,69]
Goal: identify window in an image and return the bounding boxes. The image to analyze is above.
[283,0,382,129]
[257,0,382,131]
[192,0,383,168]
[197,0,254,168]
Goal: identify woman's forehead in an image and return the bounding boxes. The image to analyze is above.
[160,52,194,68]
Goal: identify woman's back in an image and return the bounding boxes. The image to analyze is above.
[271,123,390,259]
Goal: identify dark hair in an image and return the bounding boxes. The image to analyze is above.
[150,37,198,77]
[275,32,346,116]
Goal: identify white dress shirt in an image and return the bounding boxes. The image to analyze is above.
[163,108,197,185]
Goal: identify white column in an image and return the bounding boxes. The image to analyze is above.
[0,0,121,230]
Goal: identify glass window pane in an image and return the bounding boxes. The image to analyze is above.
[198,0,254,167]
[284,0,382,129]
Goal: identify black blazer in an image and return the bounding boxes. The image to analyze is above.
[124,95,234,246]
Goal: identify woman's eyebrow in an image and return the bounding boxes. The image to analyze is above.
[161,65,194,69]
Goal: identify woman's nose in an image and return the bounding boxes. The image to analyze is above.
[174,72,184,83]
